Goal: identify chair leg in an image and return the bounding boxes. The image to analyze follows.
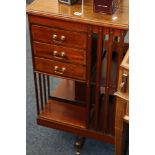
[74,136,86,155]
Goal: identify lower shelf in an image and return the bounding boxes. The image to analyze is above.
[34,73,115,144]
[37,115,115,144]
[38,99,86,129]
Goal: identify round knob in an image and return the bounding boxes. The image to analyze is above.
[61,35,66,41]
[53,51,58,56]
[54,66,58,70]
[61,52,65,57]
[52,34,57,40]
[61,67,66,72]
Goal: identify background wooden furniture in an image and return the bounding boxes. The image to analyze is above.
[115,50,129,155]
[27,0,129,154]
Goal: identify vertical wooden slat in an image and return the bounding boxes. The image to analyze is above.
[85,25,92,128]
[34,72,40,115]
[43,74,47,104]
[105,28,114,87]
[103,28,114,133]
[109,96,116,135]
[107,29,120,135]
[109,29,126,135]
[39,73,44,110]
[47,75,50,98]
[116,30,126,88]
[103,27,109,50]
[94,26,103,130]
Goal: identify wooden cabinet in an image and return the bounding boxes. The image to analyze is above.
[27,0,129,154]
[115,50,129,155]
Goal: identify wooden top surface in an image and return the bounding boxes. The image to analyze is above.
[27,0,129,29]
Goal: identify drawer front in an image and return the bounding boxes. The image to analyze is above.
[28,15,88,33]
[34,57,86,80]
[31,25,87,49]
[33,42,86,65]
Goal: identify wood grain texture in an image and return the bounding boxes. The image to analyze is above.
[28,14,88,32]
[115,30,125,89]
[31,25,87,49]
[39,99,86,128]
[43,74,47,104]
[34,57,86,81]
[37,116,115,144]
[102,28,114,133]
[38,74,44,110]
[94,27,103,130]
[52,79,75,101]
[33,41,86,65]
[85,25,92,128]
[27,0,129,29]
[34,72,40,115]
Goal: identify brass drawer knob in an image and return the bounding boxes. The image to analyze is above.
[61,35,66,41]
[52,34,57,40]
[61,67,66,72]
[54,66,66,74]
[54,66,58,70]
[53,50,58,56]
[52,51,66,59]
[60,52,66,57]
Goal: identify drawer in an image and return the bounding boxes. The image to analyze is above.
[31,25,87,49]
[34,57,86,81]
[33,42,86,65]
[28,15,88,33]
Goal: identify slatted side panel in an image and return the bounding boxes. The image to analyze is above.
[109,29,126,135]
[93,27,128,135]
[34,72,50,114]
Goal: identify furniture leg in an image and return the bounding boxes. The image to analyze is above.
[74,136,86,155]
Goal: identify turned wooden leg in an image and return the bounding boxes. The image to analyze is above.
[74,136,86,155]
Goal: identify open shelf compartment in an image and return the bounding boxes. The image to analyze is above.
[34,73,91,129]
[38,99,86,129]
